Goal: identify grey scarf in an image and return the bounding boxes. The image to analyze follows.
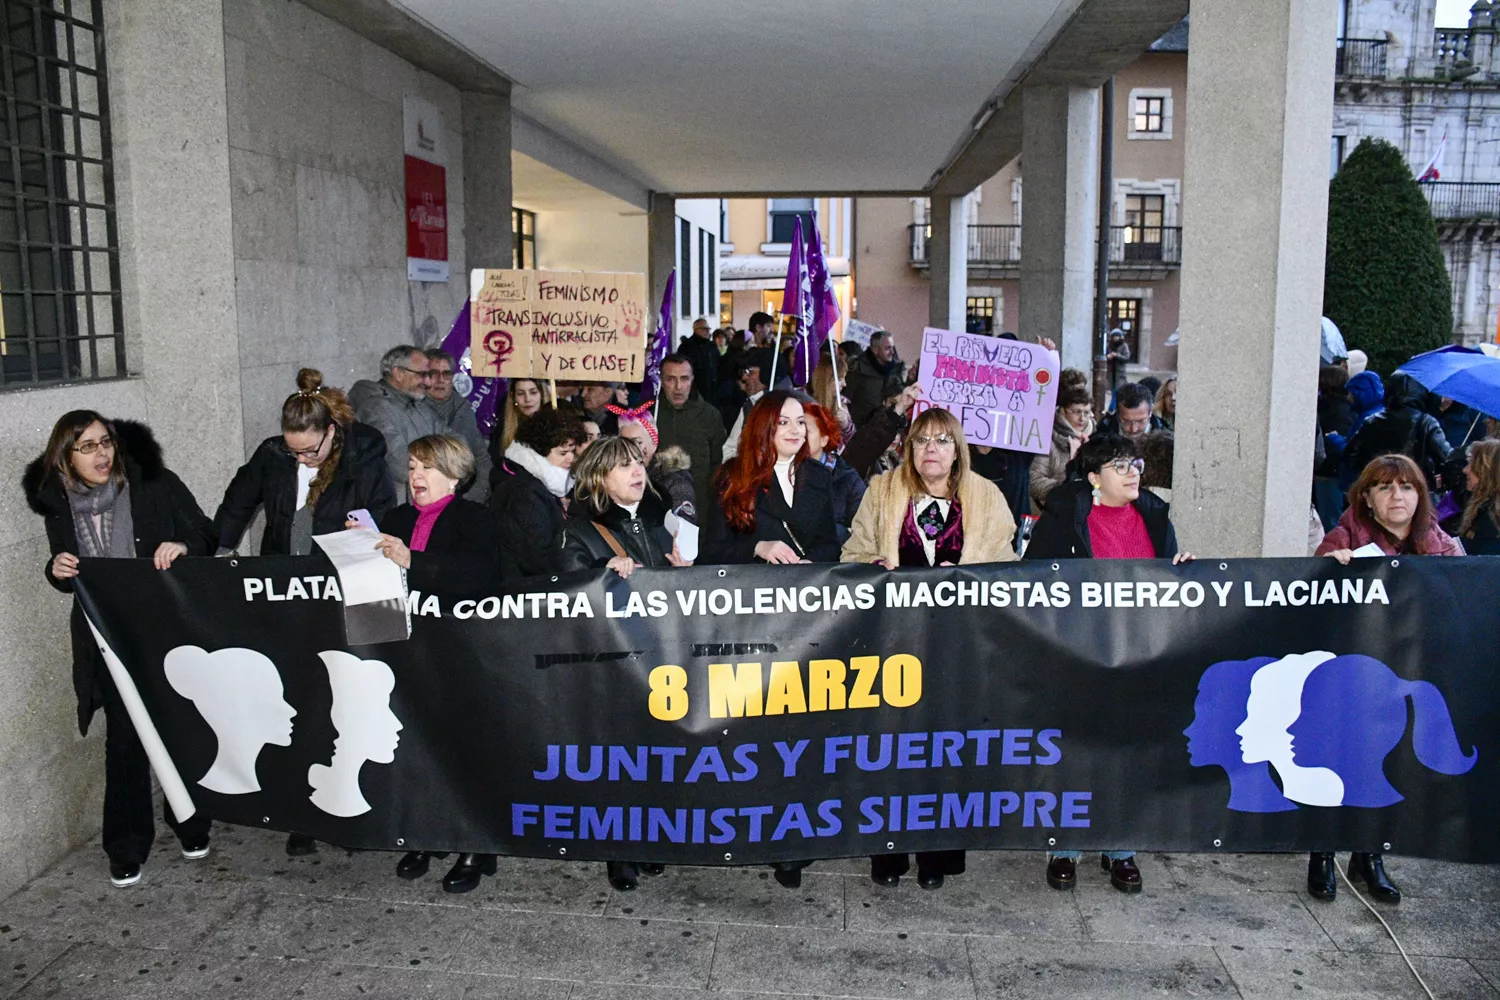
[66,477,135,559]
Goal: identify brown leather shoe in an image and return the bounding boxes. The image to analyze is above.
[1106,855,1142,893]
[1045,856,1076,890]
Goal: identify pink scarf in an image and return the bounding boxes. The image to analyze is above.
[410,493,455,552]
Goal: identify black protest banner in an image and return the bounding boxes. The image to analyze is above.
[75,556,1498,864]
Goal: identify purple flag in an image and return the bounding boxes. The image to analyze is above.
[643,269,676,400]
[804,211,841,381]
[439,300,504,437]
[781,216,814,386]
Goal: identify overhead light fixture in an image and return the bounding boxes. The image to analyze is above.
[973,103,997,132]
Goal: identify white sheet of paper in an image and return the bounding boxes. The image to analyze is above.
[664,511,700,563]
[1350,542,1386,558]
[313,529,407,605]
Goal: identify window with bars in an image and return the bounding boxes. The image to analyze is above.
[512,207,535,268]
[0,0,123,388]
[1133,96,1164,133]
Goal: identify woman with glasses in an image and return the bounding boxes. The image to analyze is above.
[841,406,1017,890]
[213,368,396,857]
[1024,432,1192,895]
[215,369,396,560]
[23,411,217,888]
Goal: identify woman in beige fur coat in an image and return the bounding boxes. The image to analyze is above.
[840,406,1016,890]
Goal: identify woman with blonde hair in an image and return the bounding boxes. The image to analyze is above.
[841,405,1016,890]
[1457,439,1500,555]
[494,377,552,452]
[372,433,502,894]
[216,368,395,558]
[810,347,853,439]
[1153,376,1177,431]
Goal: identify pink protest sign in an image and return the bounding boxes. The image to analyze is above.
[915,327,1059,456]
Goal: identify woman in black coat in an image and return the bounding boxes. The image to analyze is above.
[488,406,584,579]
[215,369,395,555]
[1023,434,1191,896]
[367,434,501,893]
[699,391,838,890]
[22,412,216,888]
[557,435,689,891]
[700,391,841,567]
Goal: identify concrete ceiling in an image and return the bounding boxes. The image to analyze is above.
[389,0,1085,195]
[511,151,643,214]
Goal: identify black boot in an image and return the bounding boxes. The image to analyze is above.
[285,833,317,857]
[1307,852,1337,901]
[396,851,431,880]
[772,860,809,889]
[607,861,640,891]
[639,863,666,876]
[1349,852,1401,904]
[442,853,496,894]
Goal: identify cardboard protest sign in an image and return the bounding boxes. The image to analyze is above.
[469,269,648,383]
[915,327,1058,456]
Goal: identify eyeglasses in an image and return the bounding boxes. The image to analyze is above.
[72,436,114,456]
[429,369,454,381]
[913,434,955,449]
[396,365,433,380]
[285,427,332,460]
[1107,458,1146,476]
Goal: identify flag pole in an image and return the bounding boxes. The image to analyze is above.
[767,310,782,389]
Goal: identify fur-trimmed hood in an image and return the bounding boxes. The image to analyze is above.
[23,418,165,517]
[651,445,692,475]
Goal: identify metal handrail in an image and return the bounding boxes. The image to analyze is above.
[1335,37,1389,79]
[908,224,1183,266]
[1421,181,1500,219]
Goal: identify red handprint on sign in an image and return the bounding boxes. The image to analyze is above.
[620,300,644,342]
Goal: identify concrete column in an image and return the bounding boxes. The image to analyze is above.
[461,90,513,270]
[647,193,677,329]
[1173,0,1338,557]
[927,195,967,330]
[1019,84,1100,374]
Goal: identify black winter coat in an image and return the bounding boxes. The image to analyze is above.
[22,420,216,735]
[214,422,395,554]
[488,456,567,580]
[379,497,502,596]
[1342,406,1452,489]
[557,489,675,574]
[1023,478,1178,561]
[700,459,840,564]
[824,455,867,544]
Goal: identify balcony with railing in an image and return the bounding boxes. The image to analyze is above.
[907,224,1181,275]
[1421,181,1500,220]
[1335,38,1389,79]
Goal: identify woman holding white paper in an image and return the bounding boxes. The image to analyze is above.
[24,411,216,888]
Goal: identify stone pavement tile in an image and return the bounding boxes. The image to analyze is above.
[571,985,854,1000]
[1299,892,1500,959]
[1378,856,1500,902]
[603,867,842,928]
[707,923,974,1000]
[1156,852,1309,893]
[967,937,1238,999]
[0,874,249,952]
[8,943,313,999]
[1215,945,1499,999]
[200,891,468,970]
[845,873,1086,939]
[298,963,575,999]
[0,934,70,999]
[1473,960,1500,993]
[450,911,716,986]
[1077,884,1336,951]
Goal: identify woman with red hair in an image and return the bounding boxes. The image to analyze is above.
[802,401,865,544]
[700,391,840,566]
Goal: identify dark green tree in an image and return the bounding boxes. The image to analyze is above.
[1323,137,1452,376]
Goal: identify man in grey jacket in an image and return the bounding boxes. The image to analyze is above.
[350,345,446,503]
[424,347,492,502]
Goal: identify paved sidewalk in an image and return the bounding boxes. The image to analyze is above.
[2,826,1497,999]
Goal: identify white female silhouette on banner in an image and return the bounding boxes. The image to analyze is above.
[164,646,296,795]
[308,650,403,817]
[1235,650,1345,807]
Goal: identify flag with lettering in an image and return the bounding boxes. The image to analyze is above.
[781,216,814,386]
[799,212,840,387]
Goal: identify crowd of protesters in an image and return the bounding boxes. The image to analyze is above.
[25,313,1497,903]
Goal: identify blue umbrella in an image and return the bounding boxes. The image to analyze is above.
[1395,345,1500,437]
